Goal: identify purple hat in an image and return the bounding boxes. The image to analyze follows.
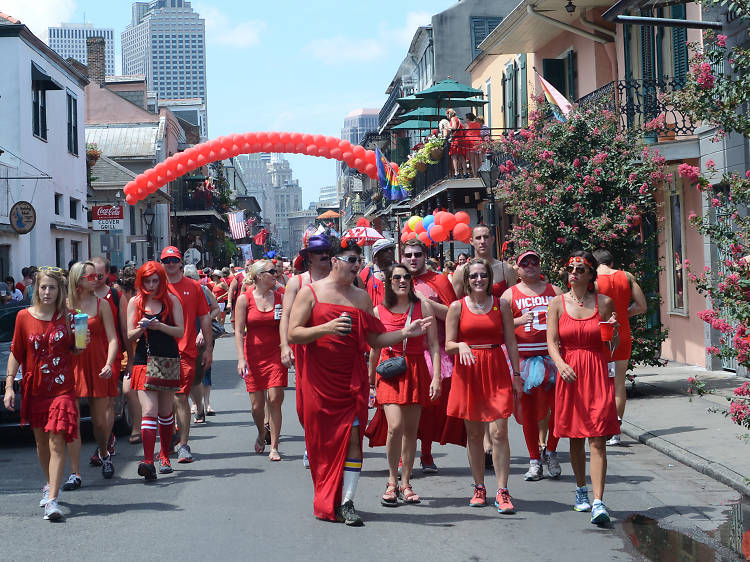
[300,235,331,256]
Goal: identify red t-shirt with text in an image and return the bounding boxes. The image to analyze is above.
[168,276,210,359]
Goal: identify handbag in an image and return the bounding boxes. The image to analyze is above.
[375,304,413,380]
[143,331,181,391]
[211,319,226,338]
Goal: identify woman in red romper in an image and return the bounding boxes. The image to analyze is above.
[365,264,441,505]
[66,261,119,485]
[4,267,80,521]
[446,259,522,514]
[235,259,288,461]
[547,251,619,526]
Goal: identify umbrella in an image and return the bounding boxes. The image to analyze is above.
[400,107,444,119]
[415,78,484,99]
[342,227,384,246]
[317,210,340,219]
[397,95,489,111]
[392,120,435,130]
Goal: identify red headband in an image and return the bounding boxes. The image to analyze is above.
[568,256,592,268]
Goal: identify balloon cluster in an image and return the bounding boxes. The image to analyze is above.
[122,132,400,205]
[400,211,471,246]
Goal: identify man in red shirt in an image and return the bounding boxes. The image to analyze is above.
[359,238,395,308]
[161,246,212,463]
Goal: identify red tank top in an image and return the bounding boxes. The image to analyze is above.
[597,270,631,339]
[376,301,424,356]
[244,290,283,359]
[458,296,504,345]
[510,283,558,357]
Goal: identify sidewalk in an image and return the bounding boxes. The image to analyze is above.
[621,363,750,497]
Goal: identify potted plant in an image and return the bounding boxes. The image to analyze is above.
[86,143,102,167]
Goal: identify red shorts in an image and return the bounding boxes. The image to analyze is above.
[28,393,79,443]
[178,357,196,395]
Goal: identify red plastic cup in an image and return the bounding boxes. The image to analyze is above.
[599,321,614,342]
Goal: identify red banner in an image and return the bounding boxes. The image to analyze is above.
[92,205,124,220]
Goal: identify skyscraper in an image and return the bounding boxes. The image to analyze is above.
[48,23,115,76]
[341,108,379,146]
[122,1,207,134]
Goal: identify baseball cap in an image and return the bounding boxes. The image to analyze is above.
[517,250,540,265]
[160,246,182,260]
[372,238,396,256]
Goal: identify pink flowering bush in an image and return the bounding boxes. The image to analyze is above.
[488,101,667,367]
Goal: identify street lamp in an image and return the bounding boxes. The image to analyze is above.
[143,202,156,261]
[478,159,500,258]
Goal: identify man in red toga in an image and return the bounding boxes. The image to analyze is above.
[161,246,212,463]
[401,238,465,472]
[288,240,432,526]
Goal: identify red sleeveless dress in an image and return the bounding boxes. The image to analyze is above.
[447,297,513,421]
[75,299,118,398]
[243,290,287,392]
[293,272,313,425]
[597,270,632,361]
[554,298,619,438]
[301,286,385,522]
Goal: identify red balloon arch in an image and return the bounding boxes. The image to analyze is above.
[123,132,399,205]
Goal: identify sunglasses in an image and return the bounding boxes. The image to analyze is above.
[38,266,64,273]
[162,257,181,264]
[261,269,278,276]
[403,252,423,259]
[81,273,99,281]
[469,272,489,279]
[391,273,412,281]
[566,265,589,274]
[334,255,363,264]
[519,257,540,267]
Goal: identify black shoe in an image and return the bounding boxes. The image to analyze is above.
[264,423,271,445]
[137,461,157,481]
[101,455,115,479]
[89,449,103,466]
[336,500,364,527]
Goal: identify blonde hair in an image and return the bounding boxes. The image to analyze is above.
[32,269,68,315]
[67,261,95,310]
[447,108,456,117]
[248,259,271,283]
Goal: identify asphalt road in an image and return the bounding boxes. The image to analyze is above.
[0,336,745,561]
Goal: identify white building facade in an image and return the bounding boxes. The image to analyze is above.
[48,23,116,76]
[0,20,89,278]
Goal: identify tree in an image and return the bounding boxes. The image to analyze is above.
[490,101,668,368]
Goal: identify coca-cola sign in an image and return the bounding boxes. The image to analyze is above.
[92,205,124,220]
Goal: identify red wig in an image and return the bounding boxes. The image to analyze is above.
[134,261,173,323]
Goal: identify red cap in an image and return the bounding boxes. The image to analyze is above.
[517,250,540,265]
[160,246,182,260]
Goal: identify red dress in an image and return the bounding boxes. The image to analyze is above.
[597,271,632,361]
[466,121,482,152]
[301,286,385,521]
[75,299,118,398]
[11,309,78,442]
[364,301,432,447]
[243,290,287,392]
[447,297,513,421]
[554,299,619,438]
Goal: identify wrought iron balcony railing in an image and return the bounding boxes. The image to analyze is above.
[577,78,694,137]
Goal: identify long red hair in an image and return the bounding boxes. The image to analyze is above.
[134,261,173,323]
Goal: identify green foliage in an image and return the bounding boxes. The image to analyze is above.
[397,136,445,187]
[208,161,237,211]
[491,103,668,367]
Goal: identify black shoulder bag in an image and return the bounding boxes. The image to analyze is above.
[375,303,413,380]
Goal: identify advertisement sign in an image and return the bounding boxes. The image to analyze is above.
[9,201,36,234]
[92,205,124,231]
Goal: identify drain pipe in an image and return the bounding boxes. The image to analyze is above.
[581,12,616,39]
[527,6,610,44]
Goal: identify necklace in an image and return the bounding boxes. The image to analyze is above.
[569,291,587,307]
[467,296,492,313]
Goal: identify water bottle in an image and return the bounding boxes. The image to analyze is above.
[73,313,88,349]
[273,303,282,321]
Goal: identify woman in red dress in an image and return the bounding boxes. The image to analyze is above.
[365,264,441,506]
[235,259,287,461]
[3,267,82,520]
[547,251,619,526]
[66,261,119,483]
[211,270,229,323]
[446,259,522,514]
[127,261,184,480]
[465,112,482,177]
[447,108,467,177]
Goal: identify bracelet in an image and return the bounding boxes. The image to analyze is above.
[513,371,521,377]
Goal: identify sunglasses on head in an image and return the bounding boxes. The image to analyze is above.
[162,257,180,264]
[520,257,540,267]
[391,273,412,281]
[38,266,64,273]
[469,272,489,279]
[566,265,589,274]
[403,252,423,259]
[334,255,362,264]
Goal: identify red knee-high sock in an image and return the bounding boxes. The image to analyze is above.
[141,416,157,463]
[158,414,174,460]
[521,392,542,460]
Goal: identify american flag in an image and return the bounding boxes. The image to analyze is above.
[227,210,247,240]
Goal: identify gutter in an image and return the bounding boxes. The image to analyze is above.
[581,13,616,39]
[527,6,610,44]
[613,15,723,30]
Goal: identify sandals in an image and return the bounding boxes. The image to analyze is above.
[269,449,281,462]
[381,482,399,507]
[193,412,206,424]
[128,434,142,444]
[399,484,421,504]
[254,433,266,455]
[206,407,216,416]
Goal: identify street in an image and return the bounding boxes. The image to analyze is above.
[0,336,745,561]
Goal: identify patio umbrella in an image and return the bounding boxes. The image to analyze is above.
[415,78,484,99]
[400,107,444,120]
[317,210,340,219]
[342,227,384,246]
[397,95,489,111]
[392,120,435,130]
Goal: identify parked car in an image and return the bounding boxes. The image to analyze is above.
[0,301,130,434]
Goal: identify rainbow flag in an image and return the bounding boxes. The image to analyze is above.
[376,147,407,201]
[536,71,572,122]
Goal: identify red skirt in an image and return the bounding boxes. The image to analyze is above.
[75,352,119,398]
[447,348,513,422]
[28,393,79,443]
[244,360,288,392]
[375,354,430,406]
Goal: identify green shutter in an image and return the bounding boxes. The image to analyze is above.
[640,9,655,81]
[671,5,688,84]
[566,50,577,100]
[505,61,516,128]
[518,54,528,126]
[471,17,504,59]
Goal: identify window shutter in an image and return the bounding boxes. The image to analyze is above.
[671,4,688,85]
[518,54,528,126]
[505,61,516,128]
[566,50,577,100]
[640,9,656,82]
[471,17,503,59]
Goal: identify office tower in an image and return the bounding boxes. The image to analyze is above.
[48,23,115,76]
[341,108,379,146]
[122,1,207,135]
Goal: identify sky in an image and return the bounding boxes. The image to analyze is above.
[5,0,459,206]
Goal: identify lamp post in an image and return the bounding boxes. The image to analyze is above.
[478,159,500,258]
[143,202,156,261]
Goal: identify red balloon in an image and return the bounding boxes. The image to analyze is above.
[290,132,302,143]
[433,211,444,226]
[242,132,257,144]
[284,142,296,153]
[455,211,471,225]
[415,221,426,234]
[123,181,136,194]
[279,132,291,143]
[136,187,146,197]
[407,231,417,241]
[441,213,457,232]
[330,147,343,160]
[365,150,376,164]
[453,222,471,242]
[165,168,176,180]
[305,144,318,155]
[353,145,366,158]
[262,142,273,152]
[196,153,207,165]
[401,232,410,244]
[267,131,280,143]
[326,136,340,149]
[342,151,354,162]
[295,142,306,153]
[313,134,325,146]
[430,224,447,242]
[317,146,330,157]
[221,136,234,150]
[339,140,353,153]
[364,163,376,177]
[126,194,137,205]
[418,232,432,246]
[302,134,314,145]
[256,132,268,143]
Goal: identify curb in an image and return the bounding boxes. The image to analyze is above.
[620,420,750,498]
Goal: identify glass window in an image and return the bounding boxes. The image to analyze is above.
[70,198,79,220]
[32,85,47,140]
[665,176,687,314]
[54,193,63,215]
[55,238,65,268]
[67,93,78,155]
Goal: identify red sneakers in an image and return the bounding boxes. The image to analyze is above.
[495,488,515,514]
[469,484,487,507]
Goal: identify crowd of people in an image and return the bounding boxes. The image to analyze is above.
[4,226,645,527]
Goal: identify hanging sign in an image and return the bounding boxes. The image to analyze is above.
[92,205,124,230]
[9,201,36,234]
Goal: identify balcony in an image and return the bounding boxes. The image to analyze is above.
[577,78,694,138]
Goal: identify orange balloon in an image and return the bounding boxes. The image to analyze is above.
[418,232,432,246]
[415,221,426,234]
[401,232,410,244]
[407,231,417,240]
[441,213,457,232]
[455,211,471,225]
[453,222,472,242]
[429,224,447,242]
